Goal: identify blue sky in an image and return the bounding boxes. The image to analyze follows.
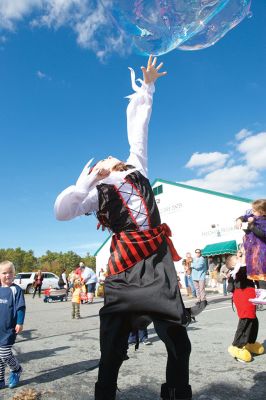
[0,1,265,257]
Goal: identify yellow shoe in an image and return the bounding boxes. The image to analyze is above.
[228,345,238,358]
[228,345,252,362]
[245,342,265,355]
[237,347,252,362]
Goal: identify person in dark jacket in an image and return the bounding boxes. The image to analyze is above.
[32,270,43,299]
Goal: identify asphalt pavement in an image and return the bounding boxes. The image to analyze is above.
[1,291,266,400]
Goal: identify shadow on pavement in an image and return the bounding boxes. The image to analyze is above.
[194,376,266,400]
[21,359,99,385]
[7,369,266,400]
[16,329,39,343]
[184,297,230,307]
[15,346,70,363]
[114,376,266,400]
[79,314,100,320]
[16,328,99,344]
[207,297,231,305]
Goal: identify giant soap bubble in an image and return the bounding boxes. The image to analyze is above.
[179,0,251,50]
[102,0,252,55]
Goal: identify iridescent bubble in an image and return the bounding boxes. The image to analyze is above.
[102,0,252,55]
[178,0,252,51]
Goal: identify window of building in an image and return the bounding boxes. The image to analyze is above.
[153,185,163,196]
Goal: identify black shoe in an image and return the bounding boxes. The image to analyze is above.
[95,382,117,400]
[161,398,192,400]
[160,383,192,400]
[190,299,208,316]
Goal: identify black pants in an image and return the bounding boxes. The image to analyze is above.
[128,328,148,344]
[95,312,191,400]
[232,317,259,348]
[32,285,42,298]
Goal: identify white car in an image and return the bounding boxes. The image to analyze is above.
[14,272,59,294]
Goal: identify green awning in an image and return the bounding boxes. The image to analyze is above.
[201,240,237,257]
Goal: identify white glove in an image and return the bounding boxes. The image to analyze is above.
[76,158,97,192]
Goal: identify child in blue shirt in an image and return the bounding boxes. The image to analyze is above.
[0,260,26,389]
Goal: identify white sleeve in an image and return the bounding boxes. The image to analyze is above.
[126,68,155,178]
[54,165,99,221]
[54,186,99,220]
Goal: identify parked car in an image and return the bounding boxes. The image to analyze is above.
[14,272,59,294]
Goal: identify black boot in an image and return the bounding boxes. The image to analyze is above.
[95,382,117,400]
[160,383,192,400]
[189,299,208,317]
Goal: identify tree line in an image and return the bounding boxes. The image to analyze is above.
[0,248,96,276]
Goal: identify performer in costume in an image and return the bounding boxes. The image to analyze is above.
[227,252,264,363]
[55,56,204,400]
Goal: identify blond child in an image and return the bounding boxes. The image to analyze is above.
[71,279,82,319]
[0,261,26,389]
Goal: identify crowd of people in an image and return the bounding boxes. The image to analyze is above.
[0,56,265,399]
[1,217,266,395]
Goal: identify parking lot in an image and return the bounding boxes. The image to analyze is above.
[1,293,266,400]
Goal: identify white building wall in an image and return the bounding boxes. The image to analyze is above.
[95,181,251,278]
[96,236,112,274]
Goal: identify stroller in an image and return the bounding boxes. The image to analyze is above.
[43,288,68,303]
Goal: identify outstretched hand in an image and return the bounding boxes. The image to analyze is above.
[141,55,167,84]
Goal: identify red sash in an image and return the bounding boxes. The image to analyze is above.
[107,223,181,276]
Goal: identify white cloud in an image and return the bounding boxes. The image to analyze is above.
[36,70,51,79]
[235,128,252,141]
[182,129,266,195]
[237,132,266,169]
[73,3,128,59]
[185,151,229,174]
[0,0,43,29]
[182,165,259,194]
[33,0,86,28]
[0,0,128,59]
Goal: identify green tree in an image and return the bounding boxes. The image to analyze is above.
[83,252,96,272]
[0,248,37,272]
[0,247,96,276]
